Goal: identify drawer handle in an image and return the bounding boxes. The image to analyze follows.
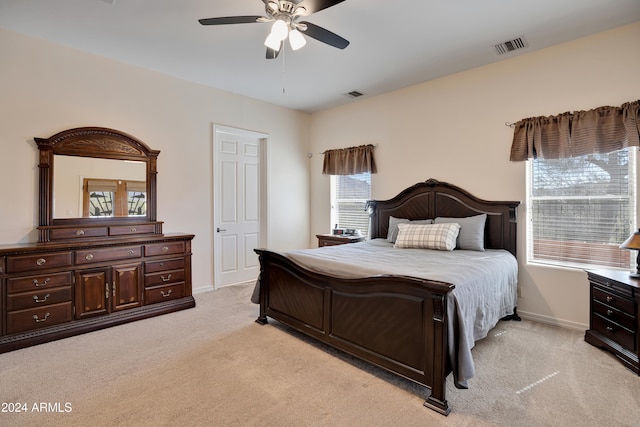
[130,227,137,232]
[33,278,51,287]
[606,309,613,316]
[32,312,51,323]
[33,294,51,303]
[85,254,94,261]
[128,250,135,256]
[162,246,169,252]
[160,289,173,298]
[36,258,46,266]
[76,229,85,236]
[606,326,614,332]
[161,274,172,282]
[606,296,614,303]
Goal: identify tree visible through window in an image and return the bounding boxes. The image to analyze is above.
[330,172,371,237]
[528,148,636,269]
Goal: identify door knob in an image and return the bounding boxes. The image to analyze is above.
[216,228,227,232]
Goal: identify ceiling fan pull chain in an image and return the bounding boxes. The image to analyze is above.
[282,46,286,94]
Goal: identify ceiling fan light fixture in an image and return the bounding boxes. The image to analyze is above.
[289,29,306,50]
[271,19,289,41]
[264,32,282,51]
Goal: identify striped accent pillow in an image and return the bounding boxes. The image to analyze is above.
[394,223,461,251]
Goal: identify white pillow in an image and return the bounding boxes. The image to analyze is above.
[434,214,487,251]
[394,223,461,251]
[387,216,433,243]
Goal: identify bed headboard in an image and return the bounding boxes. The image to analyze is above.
[367,178,520,257]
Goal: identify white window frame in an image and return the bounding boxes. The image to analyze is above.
[330,172,371,237]
[526,148,637,271]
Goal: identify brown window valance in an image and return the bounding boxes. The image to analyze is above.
[510,100,640,161]
[322,144,377,175]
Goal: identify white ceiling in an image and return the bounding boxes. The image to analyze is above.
[1,0,639,113]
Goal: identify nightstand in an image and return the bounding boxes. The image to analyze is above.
[316,234,365,247]
[585,269,640,375]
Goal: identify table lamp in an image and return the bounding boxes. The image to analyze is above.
[620,229,640,278]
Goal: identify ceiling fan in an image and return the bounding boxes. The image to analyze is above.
[199,0,349,59]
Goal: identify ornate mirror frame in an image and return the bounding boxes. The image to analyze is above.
[35,127,163,243]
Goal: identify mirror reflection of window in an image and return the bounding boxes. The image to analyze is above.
[126,181,147,216]
[83,179,146,218]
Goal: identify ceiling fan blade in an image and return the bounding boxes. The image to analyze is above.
[299,21,349,49]
[266,41,283,59]
[199,16,263,25]
[296,0,346,15]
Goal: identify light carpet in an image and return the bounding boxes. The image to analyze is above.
[1,283,639,426]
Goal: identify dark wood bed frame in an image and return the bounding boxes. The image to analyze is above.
[254,179,519,415]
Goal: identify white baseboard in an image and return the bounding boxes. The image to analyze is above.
[518,310,588,332]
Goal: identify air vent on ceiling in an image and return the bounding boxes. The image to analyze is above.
[494,36,528,55]
[345,91,364,98]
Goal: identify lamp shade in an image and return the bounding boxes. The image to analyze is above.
[620,229,640,250]
[289,29,306,50]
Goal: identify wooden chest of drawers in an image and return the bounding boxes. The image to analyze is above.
[585,269,640,374]
[0,233,194,353]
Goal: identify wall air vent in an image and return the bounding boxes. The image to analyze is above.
[494,36,528,55]
[345,91,364,98]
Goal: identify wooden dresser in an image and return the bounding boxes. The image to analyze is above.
[585,269,640,374]
[0,234,194,353]
[0,127,196,353]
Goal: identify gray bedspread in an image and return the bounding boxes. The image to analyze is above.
[251,238,518,388]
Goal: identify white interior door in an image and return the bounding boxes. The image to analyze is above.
[213,125,267,288]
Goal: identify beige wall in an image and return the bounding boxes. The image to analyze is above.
[308,22,640,329]
[0,29,311,293]
[2,22,639,328]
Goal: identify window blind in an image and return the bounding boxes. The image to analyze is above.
[527,148,636,269]
[331,173,371,236]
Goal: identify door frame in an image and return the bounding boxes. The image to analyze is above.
[212,124,269,289]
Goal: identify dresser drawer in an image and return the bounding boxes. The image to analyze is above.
[75,245,142,264]
[592,287,635,316]
[145,283,185,304]
[144,269,185,288]
[592,299,636,331]
[145,258,185,274]
[109,224,157,236]
[592,314,636,352]
[49,227,108,240]
[6,252,73,274]
[7,271,73,293]
[145,241,185,257]
[6,302,73,335]
[7,287,73,311]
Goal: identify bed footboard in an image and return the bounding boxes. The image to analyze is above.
[254,249,454,415]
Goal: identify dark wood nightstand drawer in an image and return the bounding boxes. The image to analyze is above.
[592,313,636,352]
[592,287,635,316]
[592,299,635,331]
[316,234,365,247]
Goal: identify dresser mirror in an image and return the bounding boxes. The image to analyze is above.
[35,127,162,243]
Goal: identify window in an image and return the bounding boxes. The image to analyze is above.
[83,179,146,217]
[527,148,636,269]
[330,172,371,237]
